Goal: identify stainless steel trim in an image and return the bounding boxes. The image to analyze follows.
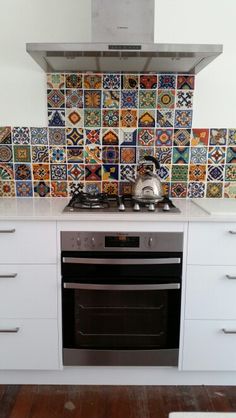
[62,257,181,265]
[0,229,16,234]
[63,282,180,290]
[226,274,236,280]
[222,328,236,334]
[0,327,20,333]
[0,273,17,278]
[228,230,236,234]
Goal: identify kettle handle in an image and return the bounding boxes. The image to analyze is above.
[143,155,160,171]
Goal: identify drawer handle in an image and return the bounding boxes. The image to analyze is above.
[0,273,17,278]
[226,274,236,280]
[222,328,236,334]
[0,229,16,234]
[228,230,236,235]
[0,327,20,333]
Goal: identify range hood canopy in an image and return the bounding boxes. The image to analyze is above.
[26,0,223,74]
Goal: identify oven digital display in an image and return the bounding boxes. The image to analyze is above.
[105,236,140,248]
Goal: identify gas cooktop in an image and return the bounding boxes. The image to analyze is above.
[63,193,180,214]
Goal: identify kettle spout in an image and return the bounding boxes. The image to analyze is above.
[125,175,135,184]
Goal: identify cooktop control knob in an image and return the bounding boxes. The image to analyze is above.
[163,203,170,212]
[133,202,140,211]
[118,203,125,211]
[148,203,155,211]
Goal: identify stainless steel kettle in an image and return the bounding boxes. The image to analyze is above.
[129,156,163,203]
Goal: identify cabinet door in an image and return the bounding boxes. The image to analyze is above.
[0,221,57,264]
[182,320,236,371]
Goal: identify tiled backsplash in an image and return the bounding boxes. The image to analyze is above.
[0,72,236,198]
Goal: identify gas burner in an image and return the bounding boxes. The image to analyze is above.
[66,192,110,211]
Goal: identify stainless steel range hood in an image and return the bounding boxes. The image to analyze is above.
[26,0,223,74]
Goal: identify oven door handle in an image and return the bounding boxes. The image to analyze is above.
[62,257,181,265]
[63,283,180,290]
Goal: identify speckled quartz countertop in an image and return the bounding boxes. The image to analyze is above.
[1,197,236,222]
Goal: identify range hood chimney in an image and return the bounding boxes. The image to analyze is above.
[26,0,223,74]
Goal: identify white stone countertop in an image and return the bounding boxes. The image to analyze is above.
[0,197,236,222]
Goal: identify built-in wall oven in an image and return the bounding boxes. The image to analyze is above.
[61,231,183,366]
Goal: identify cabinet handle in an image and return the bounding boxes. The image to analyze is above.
[0,273,17,278]
[222,328,236,334]
[226,274,236,280]
[228,230,236,235]
[0,327,20,333]
[0,229,16,234]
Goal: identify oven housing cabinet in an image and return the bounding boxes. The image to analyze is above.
[61,231,183,366]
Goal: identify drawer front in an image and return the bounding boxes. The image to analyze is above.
[188,222,236,265]
[185,265,236,319]
[0,319,59,370]
[182,320,236,371]
[0,221,57,264]
[0,265,57,318]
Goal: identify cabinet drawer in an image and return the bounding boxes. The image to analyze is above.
[0,319,59,370]
[182,320,236,371]
[188,222,236,265]
[0,265,57,318]
[185,265,236,319]
[0,221,57,263]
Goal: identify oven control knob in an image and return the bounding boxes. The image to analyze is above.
[148,237,153,247]
[91,237,96,248]
[77,237,81,246]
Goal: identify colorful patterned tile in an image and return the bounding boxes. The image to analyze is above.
[189,164,206,181]
[157,90,175,109]
[121,90,138,108]
[68,181,84,196]
[188,182,205,198]
[102,146,119,163]
[32,146,49,163]
[84,145,101,163]
[120,109,137,128]
[102,165,119,181]
[176,91,194,109]
[33,181,50,197]
[16,181,33,197]
[156,129,173,146]
[102,181,119,195]
[226,147,236,163]
[119,128,136,146]
[30,128,48,145]
[120,164,136,181]
[225,165,236,181]
[156,110,174,127]
[84,90,102,108]
[119,181,133,196]
[0,163,14,180]
[84,109,101,128]
[47,73,65,89]
[158,75,176,89]
[48,110,65,127]
[48,128,66,146]
[102,91,120,109]
[162,182,170,197]
[85,182,102,194]
[0,181,15,197]
[177,75,195,90]
[208,146,226,164]
[171,165,188,181]
[172,147,189,164]
[65,73,82,88]
[207,165,224,181]
[174,129,191,146]
[50,181,68,197]
[83,74,102,89]
[158,164,171,181]
[206,182,223,198]
[190,147,207,164]
[138,110,155,128]
[103,74,121,90]
[67,163,85,181]
[0,145,13,162]
[67,147,84,163]
[102,129,119,145]
[12,127,30,144]
[65,89,83,108]
[47,89,65,108]
[191,128,209,146]
[102,110,119,127]
[120,147,136,164]
[224,182,236,198]
[138,129,155,146]
[66,128,84,146]
[228,129,236,145]
[49,146,66,163]
[13,145,31,163]
[0,127,11,144]
[170,182,187,198]
[85,129,101,145]
[122,74,139,89]
[50,164,67,180]
[137,147,154,161]
[14,163,31,180]
[32,164,50,180]
[156,147,172,164]
[175,110,193,129]
[139,90,156,109]
[66,109,84,127]
[140,75,157,89]
[85,164,102,181]
[209,128,227,145]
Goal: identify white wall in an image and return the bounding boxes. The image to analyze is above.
[0,0,235,127]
